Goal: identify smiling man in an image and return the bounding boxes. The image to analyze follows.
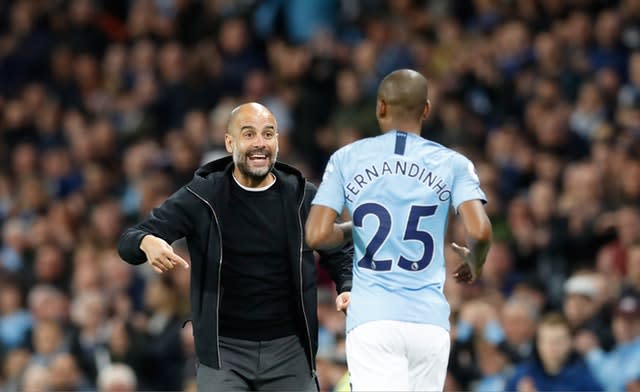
[118,102,353,391]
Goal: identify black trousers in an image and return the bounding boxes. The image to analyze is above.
[196,335,318,392]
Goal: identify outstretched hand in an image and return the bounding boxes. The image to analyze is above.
[336,292,351,313]
[140,235,190,274]
[451,242,481,284]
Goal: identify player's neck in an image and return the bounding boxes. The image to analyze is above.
[382,124,421,135]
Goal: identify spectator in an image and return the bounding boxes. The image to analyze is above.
[20,364,50,392]
[0,280,32,350]
[506,312,602,391]
[577,293,640,391]
[68,291,110,383]
[563,274,614,350]
[0,348,30,392]
[29,320,65,367]
[134,278,184,391]
[97,363,137,392]
[104,320,143,376]
[1,219,29,273]
[47,352,92,391]
[497,298,539,364]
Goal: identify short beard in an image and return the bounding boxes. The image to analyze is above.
[232,146,278,182]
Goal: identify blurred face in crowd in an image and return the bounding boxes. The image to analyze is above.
[536,321,572,374]
[159,43,185,83]
[594,9,621,48]
[565,11,591,48]
[225,103,279,186]
[575,82,604,113]
[529,180,556,223]
[219,18,248,54]
[0,284,23,315]
[563,293,596,328]
[22,365,50,392]
[29,287,68,322]
[534,33,561,68]
[3,349,30,380]
[502,301,538,345]
[34,245,65,284]
[144,279,176,314]
[616,207,640,246]
[72,261,102,294]
[612,294,640,343]
[33,321,63,355]
[10,1,34,34]
[620,159,640,200]
[48,353,81,390]
[336,69,361,105]
[563,163,601,203]
[613,313,640,344]
[12,143,37,176]
[71,291,106,329]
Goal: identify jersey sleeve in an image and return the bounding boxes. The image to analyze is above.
[451,154,487,213]
[312,152,346,214]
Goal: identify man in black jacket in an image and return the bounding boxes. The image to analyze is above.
[117,102,352,391]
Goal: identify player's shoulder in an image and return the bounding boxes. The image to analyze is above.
[418,138,470,163]
[332,134,384,158]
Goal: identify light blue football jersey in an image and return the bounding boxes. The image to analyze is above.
[312,130,487,333]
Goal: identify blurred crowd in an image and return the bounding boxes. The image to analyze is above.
[0,0,639,391]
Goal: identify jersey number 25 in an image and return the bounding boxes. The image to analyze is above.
[353,203,437,272]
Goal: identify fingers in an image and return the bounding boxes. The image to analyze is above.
[336,293,351,312]
[150,256,174,273]
[161,244,189,269]
[451,242,470,256]
[172,253,190,269]
[147,247,190,274]
[452,264,473,283]
[151,264,165,274]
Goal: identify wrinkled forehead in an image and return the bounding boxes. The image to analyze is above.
[228,107,277,135]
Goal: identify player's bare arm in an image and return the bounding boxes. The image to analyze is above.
[139,234,190,274]
[452,199,492,283]
[305,205,352,250]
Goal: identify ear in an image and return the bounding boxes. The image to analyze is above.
[422,99,431,120]
[376,99,387,119]
[225,133,233,154]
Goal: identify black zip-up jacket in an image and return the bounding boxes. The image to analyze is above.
[117,156,353,372]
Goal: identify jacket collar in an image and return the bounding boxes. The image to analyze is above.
[189,156,306,205]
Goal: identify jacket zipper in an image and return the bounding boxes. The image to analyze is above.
[186,186,223,367]
[297,185,315,376]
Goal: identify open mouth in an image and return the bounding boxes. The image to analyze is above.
[247,152,269,162]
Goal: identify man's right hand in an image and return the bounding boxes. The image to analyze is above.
[140,235,190,274]
[336,292,351,313]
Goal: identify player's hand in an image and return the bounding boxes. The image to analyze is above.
[140,235,190,274]
[336,292,351,313]
[451,242,481,283]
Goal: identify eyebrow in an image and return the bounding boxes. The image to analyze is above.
[240,125,275,131]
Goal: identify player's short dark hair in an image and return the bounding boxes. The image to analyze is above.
[377,69,429,119]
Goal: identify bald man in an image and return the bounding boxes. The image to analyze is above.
[118,103,352,391]
[306,69,492,391]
